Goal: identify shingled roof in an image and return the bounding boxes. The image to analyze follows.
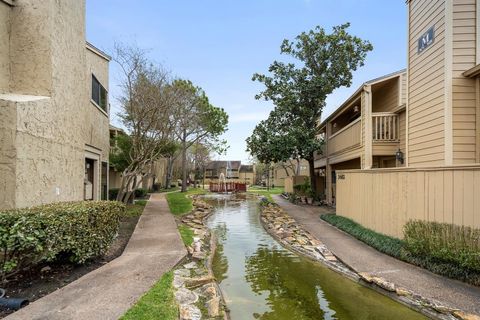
[206,161,241,171]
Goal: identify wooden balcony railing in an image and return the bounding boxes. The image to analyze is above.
[328,118,361,154]
[372,113,398,142]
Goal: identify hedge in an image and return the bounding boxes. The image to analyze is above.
[404,220,480,273]
[0,201,125,281]
[321,214,480,286]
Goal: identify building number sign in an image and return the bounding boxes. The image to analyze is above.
[418,26,435,53]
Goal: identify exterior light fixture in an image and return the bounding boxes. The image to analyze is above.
[333,123,337,128]
[353,106,359,113]
[395,148,404,164]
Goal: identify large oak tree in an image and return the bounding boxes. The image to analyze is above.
[248,23,373,194]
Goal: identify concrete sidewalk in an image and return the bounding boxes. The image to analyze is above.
[273,195,480,316]
[7,193,186,320]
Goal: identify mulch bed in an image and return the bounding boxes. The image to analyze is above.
[0,215,140,318]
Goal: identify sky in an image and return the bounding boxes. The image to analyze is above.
[86,0,406,163]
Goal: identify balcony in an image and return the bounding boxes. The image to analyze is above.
[328,118,361,154]
[372,113,399,142]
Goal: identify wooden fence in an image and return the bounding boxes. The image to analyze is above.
[336,166,480,238]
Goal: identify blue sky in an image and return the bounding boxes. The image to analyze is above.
[86,0,406,163]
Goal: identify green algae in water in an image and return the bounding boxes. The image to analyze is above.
[206,195,427,320]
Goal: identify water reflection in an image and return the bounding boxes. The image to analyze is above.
[205,194,426,320]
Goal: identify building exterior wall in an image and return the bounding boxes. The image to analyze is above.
[272,160,309,187]
[407,0,446,166]
[452,0,477,164]
[336,167,480,238]
[0,0,110,209]
[372,78,399,112]
[0,2,10,93]
[335,0,480,237]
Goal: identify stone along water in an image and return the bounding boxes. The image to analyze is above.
[205,194,427,320]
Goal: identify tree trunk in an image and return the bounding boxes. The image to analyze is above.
[308,155,316,196]
[165,156,173,189]
[181,132,188,193]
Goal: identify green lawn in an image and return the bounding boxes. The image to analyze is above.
[125,200,148,217]
[247,187,284,202]
[166,188,207,216]
[120,271,178,320]
[178,224,194,247]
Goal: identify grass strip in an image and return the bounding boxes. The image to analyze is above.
[166,188,207,216]
[178,224,194,247]
[125,201,147,217]
[120,271,178,320]
[247,187,284,203]
[321,214,480,286]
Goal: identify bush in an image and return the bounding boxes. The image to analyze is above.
[404,220,480,272]
[109,188,120,200]
[321,214,480,286]
[134,188,148,198]
[0,201,125,281]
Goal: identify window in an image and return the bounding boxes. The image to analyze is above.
[92,74,108,112]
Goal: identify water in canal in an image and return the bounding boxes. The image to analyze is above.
[204,194,427,320]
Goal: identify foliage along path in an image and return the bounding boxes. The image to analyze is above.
[6,194,186,320]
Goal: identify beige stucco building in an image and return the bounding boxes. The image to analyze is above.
[0,0,111,209]
[328,0,480,238]
[270,159,310,187]
[204,161,255,185]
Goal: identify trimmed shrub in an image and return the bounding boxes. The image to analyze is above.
[0,201,125,281]
[134,188,148,198]
[321,214,480,286]
[109,188,120,200]
[404,220,480,272]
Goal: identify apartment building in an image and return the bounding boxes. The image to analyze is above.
[331,0,480,238]
[271,159,310,187]
[204,161,255,184]
[315,70,407,205]
[0,0,110,209]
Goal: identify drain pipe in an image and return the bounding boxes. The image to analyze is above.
[0,288,29,310]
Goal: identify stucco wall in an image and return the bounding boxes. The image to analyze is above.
[9,0,53,96]
[0,2,10,93]
[85,48,110,162]
[0,95,18,208]
[0,0,110,209]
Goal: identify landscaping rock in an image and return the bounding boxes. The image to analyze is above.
[179,304,202,320]
[206,296,221,317]
[395,287,412,297]
[175,287,199,305]
[184,262,198,269]
[372,277,396,292]
[175,269,191,277]
[184,276,216,289]
[453,311,480,320]
[173,275,186,289]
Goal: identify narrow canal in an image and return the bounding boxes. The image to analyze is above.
[204,194,427,320]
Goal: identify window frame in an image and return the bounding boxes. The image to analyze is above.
[91,74,108,115]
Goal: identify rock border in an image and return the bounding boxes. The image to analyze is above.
[172,196,230,320]
[259,201,480,320]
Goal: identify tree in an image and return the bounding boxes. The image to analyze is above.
[113,43,176,203]
[249,23,372,194]
[171,80,228,192]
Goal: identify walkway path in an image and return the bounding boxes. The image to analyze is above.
[273,195,480,316]
[7,193,186,320]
